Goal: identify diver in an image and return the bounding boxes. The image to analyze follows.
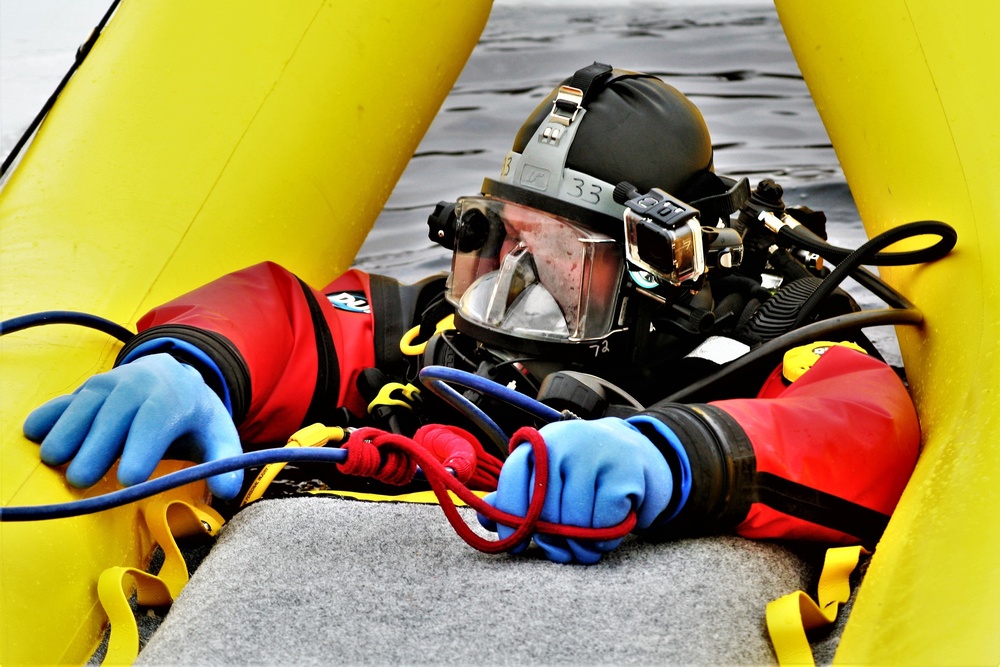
[22,63,924,564]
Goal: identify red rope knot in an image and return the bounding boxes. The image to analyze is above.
[413,424,502,491]
[413,425,476,483]
[338,427,416,486]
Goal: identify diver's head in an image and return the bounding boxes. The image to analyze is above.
[491,62,716,217]
[430,63,736,384]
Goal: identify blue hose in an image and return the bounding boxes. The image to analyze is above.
[418,365,566,454]
[0,310,134,343]
[421,376,511,452]
[0,366,562,522]
[0,448,347,522]
[419,365,563,422]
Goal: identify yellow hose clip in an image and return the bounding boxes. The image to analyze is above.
[240,423,347,506]
[367,382,422,414]
[400,314,456,356]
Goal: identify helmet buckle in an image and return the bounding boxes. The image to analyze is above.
[549,85,584,126]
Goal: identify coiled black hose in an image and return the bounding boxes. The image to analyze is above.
[782,220,956,328]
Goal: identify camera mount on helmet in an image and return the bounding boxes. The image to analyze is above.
[614,180,744,290]
[615,181,706,286]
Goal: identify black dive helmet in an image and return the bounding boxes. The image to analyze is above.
[429,63,748,398]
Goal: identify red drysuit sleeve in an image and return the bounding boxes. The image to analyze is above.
[121,262,377,445]
[711,345,921,543]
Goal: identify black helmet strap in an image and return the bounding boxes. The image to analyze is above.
[563,62,614,109]
[688,175,752,222]
[567,63,671,111]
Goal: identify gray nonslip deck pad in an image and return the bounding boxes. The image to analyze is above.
[136,496,843,666]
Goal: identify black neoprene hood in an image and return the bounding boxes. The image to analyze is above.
[512,71,715,197]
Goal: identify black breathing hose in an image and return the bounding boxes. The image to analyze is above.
[784,219,957,267]
[0,310,134,343]
[667,217,957,403]
[665,307,923,403]
[781,219,956,328]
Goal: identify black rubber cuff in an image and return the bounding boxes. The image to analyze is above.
[636,403,756,540]
[116,324,251,425]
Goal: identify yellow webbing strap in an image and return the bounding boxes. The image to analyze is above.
[766,545,869,665]
[311,487,487,504]
[97,568,172,666]
[97,499,225,665]
[144,499,225,597]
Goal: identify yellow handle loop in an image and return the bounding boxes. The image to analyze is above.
[99,498,224,665]
[399,314,455,356]
[144,499,225,597]
[766,545,869,665]
[98,568,173,666]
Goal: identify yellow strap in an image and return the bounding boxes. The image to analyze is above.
[143,498,225,597]
[241,424,346,506]
[311,487,488,504]
[98,567,173,666]
[399,314,456,356]
[98,499,224,665]
[766,545,869,665]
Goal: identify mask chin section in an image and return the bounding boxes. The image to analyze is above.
[497,283,571,339]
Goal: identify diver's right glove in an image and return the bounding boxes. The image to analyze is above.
[23,353,244,499]
[478,417,675,564]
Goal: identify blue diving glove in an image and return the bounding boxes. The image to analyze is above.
[478,417,674,564]
[23,353,244,499]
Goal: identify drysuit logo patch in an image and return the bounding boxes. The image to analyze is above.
[328,291,370,314]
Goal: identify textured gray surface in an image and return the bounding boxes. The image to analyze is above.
[136,496,829,666]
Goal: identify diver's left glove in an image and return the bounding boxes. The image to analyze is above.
[23,353,244,499]
[478,417,674,564]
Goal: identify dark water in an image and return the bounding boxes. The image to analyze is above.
[355,2,900,362]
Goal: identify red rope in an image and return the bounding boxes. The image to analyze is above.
[413,424,502,491]
[338,427,416,485]
[335,425,636,554]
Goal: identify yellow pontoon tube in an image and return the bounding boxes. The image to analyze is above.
[775,1,1000,663]
[0,0,491,664]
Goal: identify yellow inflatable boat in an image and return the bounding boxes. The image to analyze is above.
[774,0,1000,664]
[0,0,491,664]
[4,0,998,665]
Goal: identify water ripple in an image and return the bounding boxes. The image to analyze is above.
[361,3,858,278]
